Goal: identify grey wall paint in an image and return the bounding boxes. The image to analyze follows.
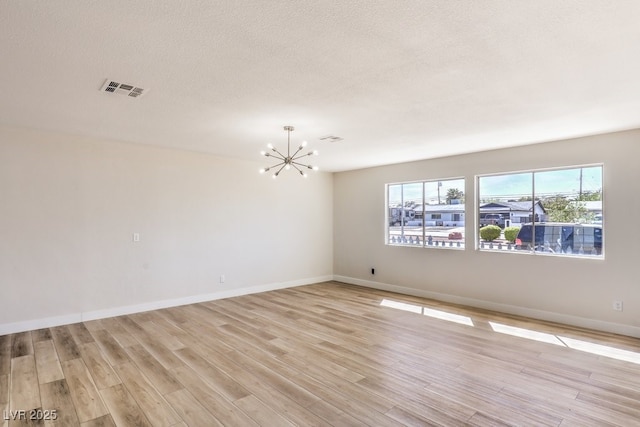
[334,130,640,336]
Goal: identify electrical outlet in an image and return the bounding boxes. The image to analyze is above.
[132,233,140,242]
[612,300,623,311]
[220,275,225,283]
[371,268,375,275]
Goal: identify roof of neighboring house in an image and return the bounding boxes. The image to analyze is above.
[423,204,465,213]
[389,200,552,214]
[480,201,546,213]
[389,204,466,213]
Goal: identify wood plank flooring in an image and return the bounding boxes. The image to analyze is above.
[2,281,639,426]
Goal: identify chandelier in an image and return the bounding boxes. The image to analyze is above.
[259,126,319,178]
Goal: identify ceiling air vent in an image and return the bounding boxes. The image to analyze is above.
[100,79,147,98]
[319,135,344,143]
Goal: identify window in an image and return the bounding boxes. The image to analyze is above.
[477,165,603,257]
[387,178,465,249]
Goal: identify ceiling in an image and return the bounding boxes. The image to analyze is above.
[1,1,640,172]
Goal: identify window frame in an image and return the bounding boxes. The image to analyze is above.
[475,163,604,259]
[386,176,466,250]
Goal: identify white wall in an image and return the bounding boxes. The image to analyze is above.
[334,130,640,337]
[3,124,639,338]
[0,125,333,334]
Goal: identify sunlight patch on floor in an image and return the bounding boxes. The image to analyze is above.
[379,299,640,365]
[559,335,640,365]
[489,322,565,346]
[380,298,422,314]
[423,307,474,326]
[380,299,474,326]
[489,321,640,365]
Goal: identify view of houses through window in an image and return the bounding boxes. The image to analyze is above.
[477,165,603,257]
[386,165,603,258]
[387,178,466,249]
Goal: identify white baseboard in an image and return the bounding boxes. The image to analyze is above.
[333,275,640,339]
[5,274,636,339]
[0,314,83,337]
[0,275,333,335]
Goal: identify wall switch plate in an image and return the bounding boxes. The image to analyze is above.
[133,233,140,242]
[612,300,623,311]
[220,275,225,283]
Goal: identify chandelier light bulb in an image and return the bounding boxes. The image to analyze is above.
[259,168,266,174]
[313,166,319,171]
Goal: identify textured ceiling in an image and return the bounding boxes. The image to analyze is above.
[1,1,640,172]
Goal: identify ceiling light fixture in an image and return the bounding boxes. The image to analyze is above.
[259,126,319,178]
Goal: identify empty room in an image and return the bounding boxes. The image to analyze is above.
[1,1,639,426]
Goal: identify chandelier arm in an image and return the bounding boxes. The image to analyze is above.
[290,146,304,159]
[291,151,315,161]
[291,160,313,169]
[269,148,287,160]
[273,163,287,176]
[291,163,304,174]
[266,160,286,169]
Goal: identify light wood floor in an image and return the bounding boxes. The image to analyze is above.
[2,281,639,426]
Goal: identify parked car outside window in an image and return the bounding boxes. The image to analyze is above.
[480,213,504,228]
[515,223,602,255]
